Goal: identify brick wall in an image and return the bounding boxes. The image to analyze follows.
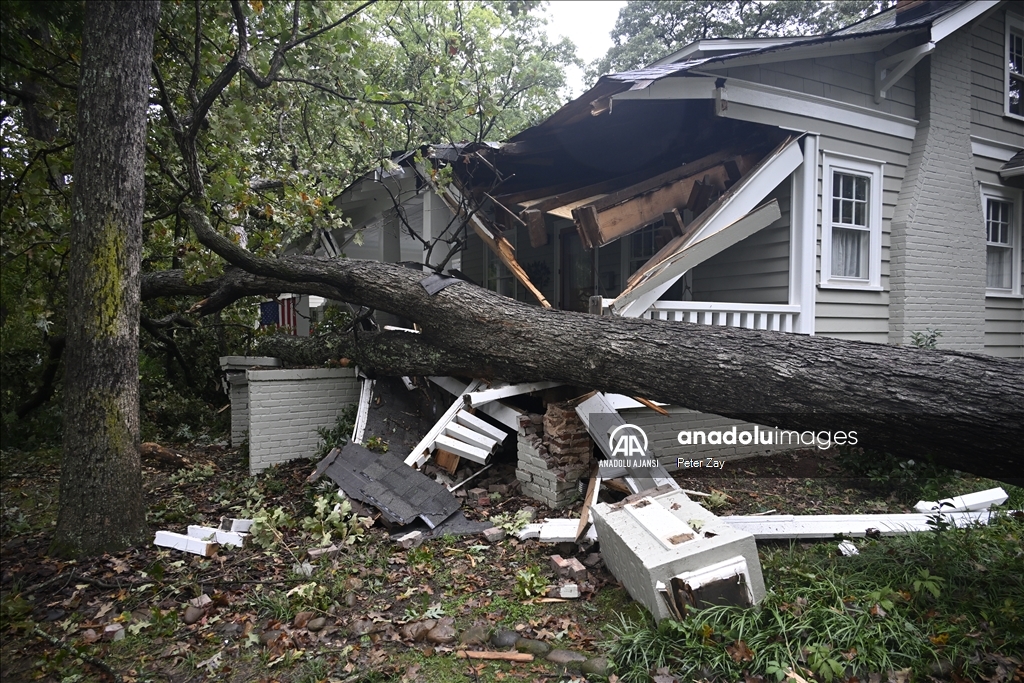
[246,367,360,474]
[889,31,987,351]
[516,403,593,509]
[620,406,800,470]
[229,380,248,447]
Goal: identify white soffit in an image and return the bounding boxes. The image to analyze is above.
[612,74,918,139]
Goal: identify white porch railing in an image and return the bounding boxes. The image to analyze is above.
[642,301,801,333]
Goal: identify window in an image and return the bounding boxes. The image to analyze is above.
[1007,16,1024,118]
[982,186,1022,296]
[820,153,883,290]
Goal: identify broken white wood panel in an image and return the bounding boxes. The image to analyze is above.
[454,409,507,443]
[539,518,582,543]
[401,376,416,391]
[624,499,696,550]
[187,525,246,547]
[838,541,859,556]
[914,487,1007,514]
[434,434,490,464]
[613,200,783,317]
[574,392,625,459]
[674,555,755,604]
[517,523,542,540]
[719,510,1005,540]
[464,381,562,408]
[405,379,485,467]
[428,376,522,430]
[221,518,253,533]
[154,531,218,557]
[444,421,500,453]
[351,378,374,445]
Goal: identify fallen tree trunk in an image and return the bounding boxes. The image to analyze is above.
[155,207,1024,483]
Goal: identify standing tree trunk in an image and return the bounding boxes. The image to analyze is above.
[52,0,160,557]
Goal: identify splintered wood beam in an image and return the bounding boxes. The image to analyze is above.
[569,152,761,248]
[430,181,552,308]
[523,209,548,247]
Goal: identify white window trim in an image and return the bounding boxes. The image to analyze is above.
[819,152,884,291]
[1006,14,1024,121]
[981,183,1023,298]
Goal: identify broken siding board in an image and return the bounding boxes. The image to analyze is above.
[428,377,523,430]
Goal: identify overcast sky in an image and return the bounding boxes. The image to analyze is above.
[541,1,628,97]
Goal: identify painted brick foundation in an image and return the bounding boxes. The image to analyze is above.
[246,367,360,474]
[515,402,593,508]
[220,356,281,447]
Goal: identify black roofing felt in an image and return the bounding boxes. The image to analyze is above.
[322,443,459,528]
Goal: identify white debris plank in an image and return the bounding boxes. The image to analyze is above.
[434,434,490,464]
[187,525,246,547]
[516,524,540,540]
[351,378,375,445]
[539,518,581,543]
[720,511,1003,540]
[444,421,500,453]
[405,379,484,467]
[154,531,218,557]
[464,381,562,408]
[226,518,251,532]
[914,487,1007,514]
[429,377,522,430]
[454,410,507,443]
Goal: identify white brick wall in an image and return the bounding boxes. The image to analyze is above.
[229,380,248,446]
[246,367,360,474]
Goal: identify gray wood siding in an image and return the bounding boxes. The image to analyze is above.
[970,7,1024,146]
[461,231,484,285]
[814,133,910,343]
[691,185,791,304]
[709,37,918,120]
[985,296,1024,358]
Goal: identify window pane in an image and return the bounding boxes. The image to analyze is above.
[854,176,867,201]
[832,227,868,279]
[987,245,1012,289]
[1012,31,1023,76]
[841,200,852,224]
[854,202,866,226]
[987,199,1012,245]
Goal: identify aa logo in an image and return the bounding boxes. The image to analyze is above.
[608,424,649,458]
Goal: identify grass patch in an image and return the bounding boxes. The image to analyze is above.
[606,513,1024,682]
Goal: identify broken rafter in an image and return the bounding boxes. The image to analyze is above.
[427,179,551,309]
[567,148,764,249]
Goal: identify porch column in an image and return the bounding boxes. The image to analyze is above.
[789,133,817,335]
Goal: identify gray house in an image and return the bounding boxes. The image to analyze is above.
[319,0,1022,476]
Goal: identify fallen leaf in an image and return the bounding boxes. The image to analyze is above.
[727,639,754,663]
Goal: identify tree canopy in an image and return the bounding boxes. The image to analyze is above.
[587,0,893,81]
[0,0,579,447]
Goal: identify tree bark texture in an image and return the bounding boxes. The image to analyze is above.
[54,0,160,557]
[181,205,1024,484]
